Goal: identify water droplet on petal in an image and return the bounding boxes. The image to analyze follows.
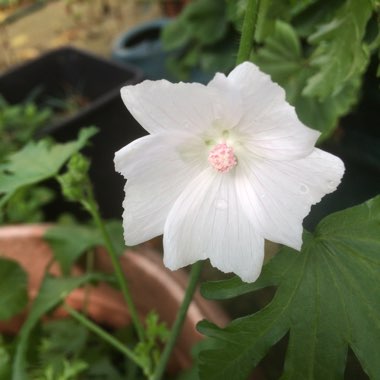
[215,199,228,210]
[300,184,309,194]
[183,121,191,129]
[260,193,266,199]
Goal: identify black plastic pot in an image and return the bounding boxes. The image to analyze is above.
[0,47,145,220]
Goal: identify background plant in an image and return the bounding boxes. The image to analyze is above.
[162,0,380,142]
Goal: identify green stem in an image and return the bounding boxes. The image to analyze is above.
[82,249,95,314]
[236,0,261,65]
[152,261,203,380]
[64,304,142,367]
[84,192,145,342]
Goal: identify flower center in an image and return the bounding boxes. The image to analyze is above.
[208,143,237,173]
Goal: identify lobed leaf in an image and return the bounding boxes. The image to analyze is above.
[44,221,124,275]
[199,196,380,379]
[0,127,97,207]
[303,0,373,99]
[253,21,361,141]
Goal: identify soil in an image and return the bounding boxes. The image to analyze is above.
[0,0,161,73]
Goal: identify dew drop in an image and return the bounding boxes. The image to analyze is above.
[299,184,309,194]
[215,199,228,210]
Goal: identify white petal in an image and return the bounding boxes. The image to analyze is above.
[236,148,345,250]
[207,72,243,128]
[121,79,240,135]
[163,168,264,283]
[228,62,320,160]
[114,133,206,245]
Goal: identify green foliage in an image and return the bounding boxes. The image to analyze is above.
[0,258,28,321]
[304,0,373,99]
[12,273,103,380]
[0,186,55,224]
[57,153,91,205]
[134,312,169,378]
[253,21,361,141]
[30,359,88,380]
[44,220,125,275]
[0,127,97,209]
[29,319,130,380]
[198,196,380,379]
[0,96,52,160]
[0,341,11,380]
[161,0,238,78]
[161,0,379,139]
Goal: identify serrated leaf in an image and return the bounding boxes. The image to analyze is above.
[253,21,361,141]
[0,127,97,207]
[44,221,125,275]
[12,273,102,380]
[199,196,380,379]
[303,0,373,99]
[0,258,28,320]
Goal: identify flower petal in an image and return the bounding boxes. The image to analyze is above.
[115,133,206,245]
[121,79,241,135]
[228,62,320,160]
[236,148,345,250]
[207,72,243,128]
[163,168,264,283]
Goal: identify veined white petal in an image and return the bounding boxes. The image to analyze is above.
[163,168,264,283]
[114,133,206,245]
[207,72,243,129]
[121,79,239,135]
[228,62,319,160]
[236,149,345,250]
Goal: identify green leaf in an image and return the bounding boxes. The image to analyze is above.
[0,127,97,207]
[0,341,11,380]
[44,225,101,275]
[199,196,380,379]
[183,0,227,46]
[44,221,125,275]
[161,19,193,51]
[12,273,102,380]
[253,21,361,141]
[303,0,373,99]
[0,258,28,320]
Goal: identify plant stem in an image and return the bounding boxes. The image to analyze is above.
[84,192,145,342]
[236,0,261,65]
[64,304,142,367]
[152,261,203,380]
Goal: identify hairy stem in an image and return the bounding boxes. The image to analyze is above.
[236,0,261,64]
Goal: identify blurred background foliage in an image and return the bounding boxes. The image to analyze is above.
[162,0,380,142]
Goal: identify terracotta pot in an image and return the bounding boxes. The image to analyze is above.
[0,224,228,373]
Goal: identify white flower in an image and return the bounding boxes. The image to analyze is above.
[114,62,344,283]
